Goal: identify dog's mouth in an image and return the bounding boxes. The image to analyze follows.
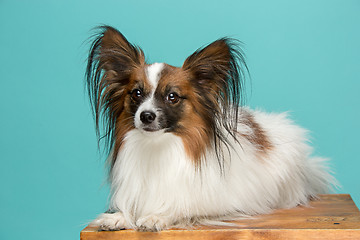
[139,126,167,136]
[142,127,159,132]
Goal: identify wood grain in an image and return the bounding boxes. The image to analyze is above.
[80,194,360,240]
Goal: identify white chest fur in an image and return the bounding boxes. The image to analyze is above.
[106,110,332,229]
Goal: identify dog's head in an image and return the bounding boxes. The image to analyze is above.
[86,26,247,167]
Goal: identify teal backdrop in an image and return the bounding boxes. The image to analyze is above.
[0,0,359,239]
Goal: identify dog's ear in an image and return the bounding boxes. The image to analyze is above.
[96,26,145,73]
[183,39,233,92]
[182,38,248,143]
[86,26,145,155]
[86,26,145,93]
[86,25,145,113]
[182,38,247,110]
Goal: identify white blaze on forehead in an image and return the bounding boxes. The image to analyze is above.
[146,62,164,91]
[134,63,164,130]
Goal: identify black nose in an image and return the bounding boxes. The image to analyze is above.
[140,111,156,124]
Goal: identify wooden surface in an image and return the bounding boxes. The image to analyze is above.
[81,194,360,240]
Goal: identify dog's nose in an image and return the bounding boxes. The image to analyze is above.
[140,111,156,124]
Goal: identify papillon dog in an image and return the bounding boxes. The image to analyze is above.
[86,25,334,231]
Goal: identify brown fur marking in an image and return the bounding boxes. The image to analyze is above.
[156,65,212,167]
[239,110,273,154]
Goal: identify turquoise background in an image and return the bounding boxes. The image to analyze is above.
[0,0,359,239]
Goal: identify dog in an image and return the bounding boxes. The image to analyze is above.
[86,25,334,231]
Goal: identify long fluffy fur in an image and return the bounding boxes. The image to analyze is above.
[86,26,335,231]
[86,26,145,167]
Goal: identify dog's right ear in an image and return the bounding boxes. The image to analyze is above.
[95,26,145,72]
[86,25,145,113]
[87,25,145,78]
[86,26,145,153]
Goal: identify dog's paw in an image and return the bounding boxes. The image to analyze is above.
[90,212,129,231]
[135,215,169,232]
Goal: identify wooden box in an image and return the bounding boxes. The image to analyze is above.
[81,194,360,239]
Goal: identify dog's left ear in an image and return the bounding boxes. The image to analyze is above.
[182,38,248,142]
[182,38,247,109]
[183,39,231,88]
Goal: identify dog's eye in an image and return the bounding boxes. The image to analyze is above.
[166,92,180,104]
[131,89,143,102]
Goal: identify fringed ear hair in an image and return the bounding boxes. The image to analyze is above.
[182,38,248,170]
[86,26,145,159]
[183,38,248,135]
